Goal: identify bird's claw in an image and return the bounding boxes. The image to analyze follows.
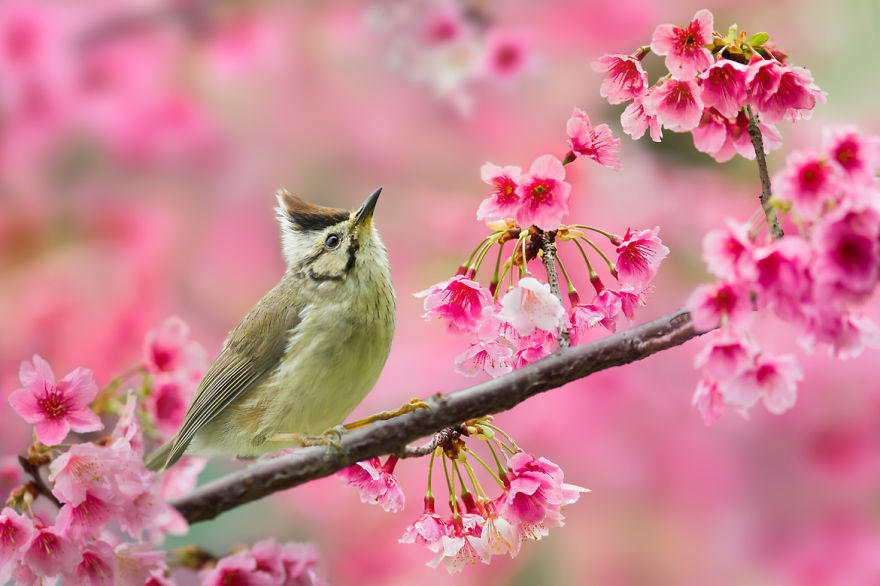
[343,397,431,431]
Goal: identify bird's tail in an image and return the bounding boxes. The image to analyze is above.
[145,436,188,472]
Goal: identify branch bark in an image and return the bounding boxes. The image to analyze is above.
[539,232,571,350]
[171,308,705,525]
[745,105,784,240]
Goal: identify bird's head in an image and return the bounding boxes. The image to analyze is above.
[275,187,388,281]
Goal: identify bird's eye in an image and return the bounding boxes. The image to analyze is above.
[324,234,341,249]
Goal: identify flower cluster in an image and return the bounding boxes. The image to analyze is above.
[365,0,532,114]
[338,419,587,574]
[688,126,880,424]
[417,110,667,378]
[595,9,826,162]
[2,321,325,584]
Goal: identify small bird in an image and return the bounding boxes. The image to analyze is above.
[146,187,396,471]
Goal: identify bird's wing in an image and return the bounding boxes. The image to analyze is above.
[164,283,302,466]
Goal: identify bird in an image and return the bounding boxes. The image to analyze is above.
[146,187,397,471]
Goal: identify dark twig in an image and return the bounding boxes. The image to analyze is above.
[539,232,571,350]
[171,308,706,524]
[18,456,61,508]
[397,425,465,458]
[745,105,784,239]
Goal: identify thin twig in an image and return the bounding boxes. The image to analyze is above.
[18,456,60,508]
[745,105,783,240]
[171,308,705,524]
[397,426,465,458]
[539,232,571,350]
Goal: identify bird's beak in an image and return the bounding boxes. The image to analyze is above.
[355,187,382,226]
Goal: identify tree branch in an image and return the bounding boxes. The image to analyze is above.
[171,308,705,525]
[745,105,784,239]
[539,232,571,350]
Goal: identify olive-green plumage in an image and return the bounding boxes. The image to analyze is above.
[146,188,395,470]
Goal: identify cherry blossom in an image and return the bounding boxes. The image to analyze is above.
[565,108,621,170]
[614,227,669,292]
[515,154,571,230]
[500,277,565,336]
[621,94,662,142]
[592,53,649,104]
[650,9,714,80]
[476,163,522,223]
[416,275,494,333]
[338,456,405,513]
[699,59,749,118]
[648,78,704,132]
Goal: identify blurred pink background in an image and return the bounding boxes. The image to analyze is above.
[2,0,880,584]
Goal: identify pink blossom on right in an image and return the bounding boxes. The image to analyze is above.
[687,281,752,332]
[823,125,880,186]
[614,227,669,292]
[650,9,714,80]
[723,353,803,415]
[773,150,840,221]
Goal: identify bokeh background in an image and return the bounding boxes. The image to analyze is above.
[2,0,880,584]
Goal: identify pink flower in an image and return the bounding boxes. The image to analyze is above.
[811,203,880,306]
[515,154,571,230]
[476,163,521,223]
[621,94,662,142]
[337,456,405,512]
[648,78,704,132]
[54,491,114,541]
[650,9,714,80]
[692,108,731,160]
[112,544,166,586]
[725,109,783,160]
[0,507,33,565]
[416,275,494,333]
[49,441,146,507]
[400,496,447,552]
[482,28,531,80]
[500,277,564,336]
[592,53,648,104]
[565,108,621,170]
[723,353,803,414]
[747,59,826,123]
[618,286,645,320]
[687,281,751,332]
[568,305,604,346]
[61,540,115,586]
[692,378,727,425]
[591,290,623,332]
[427,515,489,573]
[159,457,206,501]
[143,316,207,382]
[823,125,880,185]
[146,374,192,439]
[702,219,754,280]
[804,310,880,360]
[454,339,513,378]
[699,59,748,118]
[201,550,275,586]
[480,502,519,558]
[22,525,82,577]
[496,452,588,533]
[251,540,285,583]
[8,355,103,446]
[773,150,840,220]
[614,227,669,292]
[694,331,756,380]
[751,237,815,322]
[278,542,324,586]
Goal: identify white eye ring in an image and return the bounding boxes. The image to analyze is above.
[325,233,341,249]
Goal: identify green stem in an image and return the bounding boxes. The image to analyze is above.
[479,422,520,451]
[571,225,616,241]
[464,449,506,488]
[572,239,597,279]
[486,439,507,476]
[464,232,502,269]
[426,448,437,500]
[491,240,506,285]
[580,237,616,275]
[442,454,458,516]
[555,252,576,293]
[463,460,488,500]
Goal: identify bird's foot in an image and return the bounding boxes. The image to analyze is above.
[343,398,431,431]
[268,428,346,453]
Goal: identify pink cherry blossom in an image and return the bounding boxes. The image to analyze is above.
[804,310,880,360]
[702,219,754,280]
[692,108,731,160]
[747,59,826,123]
[515,154,571,230]
[723,353,803,414]
[480,502,519,558]
[614,226,669,292]
[22,525,82,578]
[278,541,325,585]
[251,540,285,583]
[650,9,714,80]
[416,275,494,333]
[568,305,604,346]
[337,456,405,512]
[811,203,880,306]
[454,339,513,378]
[400,497,447,552]
[592,53,648,104]
[61,540,116,586]
[0,507,33,565]
[143,316,207,382]
[49,441,146,507]
[54,491,114,541]
[724,109,783,160]
[692,377,727,425]
[694,331,756,380]
[823,125,880,185]
[482,28,531,81]
[621,94,662,142]
[201,550,275,586]
[648,78,704,132]
[112,544,167,586]
[773,150,840,220]
[145,374,192,439]
[591,290,623,332]
[8,355,103,446]
[427,515,489,573]
[618,286,645,320]
[699,59,748,118]
[751,237,815,322]
[159,457,206,501]
[687,281,752,332]
[565,108,621,170]
[476,163,521,223]
[500,277,564,336]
